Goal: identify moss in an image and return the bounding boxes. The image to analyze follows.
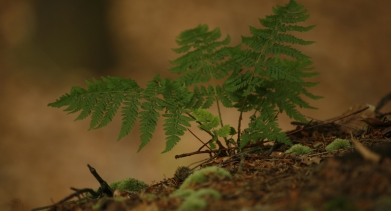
[86,177,148,198]
[171,188,221,211]
[170,166,228,210]
[174,166,192,182]
[140,193,158,202]
[109,178,148,192]
[171,189,196,198]
[179,195,206,211]
[325,138,351,152]
[180,166,231,190]
[91,203,101,209]
[285,144,313,155]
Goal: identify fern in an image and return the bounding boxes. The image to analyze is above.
[222,0,321,146]
[49,0,321,153]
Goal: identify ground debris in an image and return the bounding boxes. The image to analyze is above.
[32,102,391,211]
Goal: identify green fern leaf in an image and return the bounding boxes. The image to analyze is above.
[162,111,193,153]
[169,24,231,87]
[240,114,291,148]
[48,76,143,138]
[137,77,164,151]
[117,94,141,141]
[214,125,231,137]
[95,93,123,129]
[185,86,205,109]
[89,93,110,130]
[74,94,96,121]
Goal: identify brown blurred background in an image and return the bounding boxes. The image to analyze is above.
[1,0,390,210]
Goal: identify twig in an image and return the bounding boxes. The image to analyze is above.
[31,204,55,211]
[350,132,381,163]
[87,164,113,197]
[286,106,369,136]
[56,188,95,204]
[375,92,391,114]
[175,148,224,159]
[31,189,92,211]
[237,153,247,174]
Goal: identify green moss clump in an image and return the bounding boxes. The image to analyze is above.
[285,144,313,155]
[170,166,229,210]
[325,138,351,152]
[171,189,196,198]
[92,203,101,209]
[171,188,221,211]
[180,166,231,190]
[109,178,148,192]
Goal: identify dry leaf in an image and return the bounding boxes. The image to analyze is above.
[350,133,381,163]
[361,118,391,129]
[301,156,321,165]
[214,156,230,164]
[335,104,376,133]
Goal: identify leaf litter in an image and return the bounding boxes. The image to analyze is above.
[32,93,391,211]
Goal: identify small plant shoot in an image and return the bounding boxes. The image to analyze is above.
[49,0,321,153]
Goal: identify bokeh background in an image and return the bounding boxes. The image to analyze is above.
[1,0,390,210]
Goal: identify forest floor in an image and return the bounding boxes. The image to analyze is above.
[31,104,391,211]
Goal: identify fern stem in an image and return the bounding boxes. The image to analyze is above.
[236,95,249,150]
[187,128,212,151]
[216,97,224,127]
[186,112,225,151]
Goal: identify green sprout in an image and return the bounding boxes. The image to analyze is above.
[325,138,351,152]
[285,144,313,155]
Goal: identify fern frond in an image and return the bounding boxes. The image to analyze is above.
[117,94,140,141]
[240,114,291,148]
[274,34,314,46]
[278,24,315,33]
[192,108,220,131]
[169,24,232,87]
[48,76,143,139]
[74,94,96,121]
[161,79,193,107]
[214,124,231,137]
[215,85,233,108]
[185,86,204,109]
[162,111,193,153]
[96,93,124,129]
[89,93,110,130]
[137,77,164,151]
[138,101,161,152]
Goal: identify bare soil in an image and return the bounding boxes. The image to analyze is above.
[32,107,391,211]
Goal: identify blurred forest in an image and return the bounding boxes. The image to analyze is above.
[1,0,390,210]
